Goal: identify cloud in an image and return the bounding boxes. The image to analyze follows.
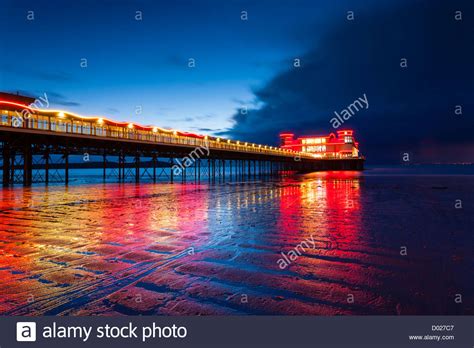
[46,91,81,107]
[197,127,218,132]
[166,116,194,122]
[195,114,215,120]
[188,126,223,133]
[2,89,81,107]
[222,0,474,163]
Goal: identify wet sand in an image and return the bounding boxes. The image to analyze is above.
[0,171,472,315]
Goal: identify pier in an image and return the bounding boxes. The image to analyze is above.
[0,94,364,186]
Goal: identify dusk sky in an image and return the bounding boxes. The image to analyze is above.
[1,0,472,163]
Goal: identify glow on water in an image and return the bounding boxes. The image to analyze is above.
[0,171,472,315]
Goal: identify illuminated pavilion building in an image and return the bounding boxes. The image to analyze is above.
[279,130,360,158]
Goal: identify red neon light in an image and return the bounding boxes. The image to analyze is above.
[0,99,207,138]
[279,129,360,157]
[0,100,34,111]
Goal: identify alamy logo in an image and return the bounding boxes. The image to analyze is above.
[16,322,37,342]
[330,93,369,129]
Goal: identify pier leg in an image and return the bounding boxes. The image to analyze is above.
[212,159,216,182]
[121,154,126,182]
[194,159,197,183]
[135,153,140,183]
[208,159,211,182]
[2,144,10,186]
[222,160,225,182]
[118,155,122,182]
[103,153,106,182]
[44,149,49,185]
[10,150,15,184]
[64,150,69,185]
[153,154,157,183]
[23,143,32,186]
[198,159,201,182]
[170,158,174,183]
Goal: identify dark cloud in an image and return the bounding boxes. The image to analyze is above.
[54,100,81,107]
[47,92,81,107]
[3,89,37,99]
[197,127,217,132]
[189,127,223,133]
[222,0,474,163]
[2,89,80,107]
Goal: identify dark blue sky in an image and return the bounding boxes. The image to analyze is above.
[1,0,472,163]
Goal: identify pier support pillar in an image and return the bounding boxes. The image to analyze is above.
[170,158,174,183]
[198,158,201,182]
[23,143,32,186]
[117,154,122,182]
[152,154,157,183]
[44,149,50,185]
[194,159,197,182]
[222,160,225,182]
[121,154,126,182]
[2,144,11,186]
[212,159,216,182]
[135,153,140,183]
[103,152,106,182]
[64,150,69,185]
[208,159,211,182]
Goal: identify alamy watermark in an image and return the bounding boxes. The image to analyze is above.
[12,92,49,127]
[172,141,210,175]
[277,235,316,269]
[330,93,368,129]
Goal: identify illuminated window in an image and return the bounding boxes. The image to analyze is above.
[304,145,326,153]
[344,136,353,143]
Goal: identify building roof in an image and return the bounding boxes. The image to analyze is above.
[0,92,36,106]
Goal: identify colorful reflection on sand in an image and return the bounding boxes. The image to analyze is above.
[0,171,472,315]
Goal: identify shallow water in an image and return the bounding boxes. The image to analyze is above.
[0,169,472,315]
